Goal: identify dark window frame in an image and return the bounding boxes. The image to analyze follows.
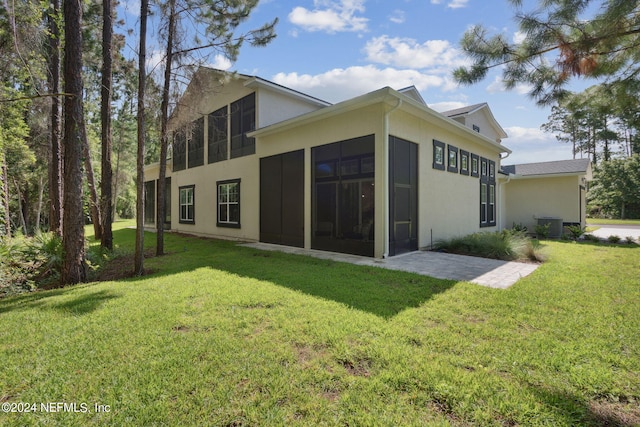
[447,145,458,173]
[230,93,256,159]
[459,149,470,175]
[217,178,241,228]
[471,153,479,177]
[432,139,445,170]
[208,105,228,164]
[188,117,205,169]
[472,124,480,133]
[179,185,195,224]
[172,128,187,172]
[479,158,496,227]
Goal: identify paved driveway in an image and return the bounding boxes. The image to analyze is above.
[242,242,539,289]
[589,224,640,242]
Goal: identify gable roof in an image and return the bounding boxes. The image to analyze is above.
[398,86,426,105]
[441,102,488,118]
[501,159,591,178]
[250,86,511,155]
[441,102,508,139]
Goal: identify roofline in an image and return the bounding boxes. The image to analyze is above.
[444,102,508,139]
[498,171,588,180]
[249,87,511,155]
[244,76,332,108]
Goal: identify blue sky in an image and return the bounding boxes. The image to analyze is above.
[119,0,596,164]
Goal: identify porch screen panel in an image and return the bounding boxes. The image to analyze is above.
[312,135,375,257]
[260,150,304,247]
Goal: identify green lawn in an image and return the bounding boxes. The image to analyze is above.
[1,222,639,426]
[587,218,640,226]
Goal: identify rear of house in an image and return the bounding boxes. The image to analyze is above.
[144,68,512,258]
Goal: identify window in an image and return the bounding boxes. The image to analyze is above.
[480,183,488,224]
[230,93,256,159]
[208,106,227,163]
[144,180,156,225]
[188,117,204,168]
[179,185,195,224]
[473,124,480,133]
[433,140,445,170]
[471,153,479,177]
[460,150,470,175]
[217,179,240,228]
[447,145,458,173]
[172,129,187,172]
[479,158,496,227]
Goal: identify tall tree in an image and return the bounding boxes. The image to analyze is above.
[101,0,114,250]
[155,0,278,256]
[134,0,149,276]
[61,0,87,284]
[156,0,176,257]
[47,0,63,236]
[454,0,640,105]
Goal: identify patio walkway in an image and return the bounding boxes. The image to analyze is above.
[241,243,539,289]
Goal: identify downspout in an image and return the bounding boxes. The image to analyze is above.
[383,98,403,258]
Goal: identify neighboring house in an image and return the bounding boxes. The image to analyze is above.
[499,159,592,237]
[144,67,513,258]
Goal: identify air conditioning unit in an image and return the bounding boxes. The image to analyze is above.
[537,217,563,238]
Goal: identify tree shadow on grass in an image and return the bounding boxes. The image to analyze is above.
[0,288,120,316]
[120,229,458,319]
[527,384,640,427]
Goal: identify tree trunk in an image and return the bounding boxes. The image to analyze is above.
[13,179,27,235]
[81,123,103,240]
[35,175,44,232]
[1,152,10,237]
[100,0,114,250]
[62,0,87,285]
[134,0,149,276]
[157,0,176,257]
[48,0,63,236]
[113,124,122,220]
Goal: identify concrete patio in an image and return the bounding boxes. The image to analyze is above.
[241,242,540,289]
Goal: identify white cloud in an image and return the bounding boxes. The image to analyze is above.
[288,0,368,33]
[486,75,533,95]
[363,35,468,74]
[431,0,468,8]
[513,31,526,44]
[428,101,467,112]
[389,9,405,24]
[502,126,574,163]
[272,65,445,103]
[209,54,233,71]
[447,0,469,8]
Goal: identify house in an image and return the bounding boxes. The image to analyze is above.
[144,67,514,258]
[499,159,592,237]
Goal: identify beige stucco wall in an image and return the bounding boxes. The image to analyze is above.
[147,88,509,257]
[503,175,585,231]
[387,110,503,248]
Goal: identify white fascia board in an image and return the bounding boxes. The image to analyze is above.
[244,78,331,108]
[250,86,511,155]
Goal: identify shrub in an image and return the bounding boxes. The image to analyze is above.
[0,232,64,297]
[625,236,636,244]
[607,235,621,243]
[583,233,600,242]
[535,222,551,239]
[435,231,545,262]
[511,222,528,234]
[566,224,586,240]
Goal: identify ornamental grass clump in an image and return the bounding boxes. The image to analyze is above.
[435,230,545,262]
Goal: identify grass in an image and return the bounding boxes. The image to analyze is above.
[1,221,639,426]
[587,218,640,226]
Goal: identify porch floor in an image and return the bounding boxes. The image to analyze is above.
[240,243,539,289]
